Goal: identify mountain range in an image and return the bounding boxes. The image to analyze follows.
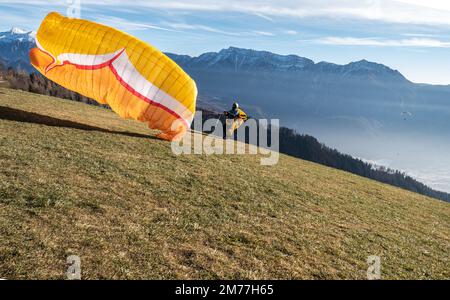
[168,47,406,82]
[1,28,450,193]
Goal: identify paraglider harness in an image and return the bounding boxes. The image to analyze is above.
[209,102,249,137]
[210,110,248,137]
[223,109,248,121]
[219,107,248,137]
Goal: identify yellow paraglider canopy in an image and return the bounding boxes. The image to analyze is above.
[30,12,197,141]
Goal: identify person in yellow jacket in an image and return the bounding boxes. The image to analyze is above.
[224,102,248,135]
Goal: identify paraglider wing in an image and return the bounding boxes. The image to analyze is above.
[29,12,197,141]
[401,111,413,120]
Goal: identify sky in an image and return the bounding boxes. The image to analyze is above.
[0,0,450,84]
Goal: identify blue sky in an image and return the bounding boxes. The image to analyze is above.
[1,0,450,84]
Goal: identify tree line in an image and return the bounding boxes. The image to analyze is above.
[4,68,107,107]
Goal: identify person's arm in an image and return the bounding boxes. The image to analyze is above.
[237,109,248,120]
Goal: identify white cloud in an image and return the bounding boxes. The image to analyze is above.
[71,0,450,27]
[402,33,439,38]
[94,15,178,32]
[284,30,298,35]
[165,23,242,36]
[4,1,450,27]
[252,30,274,36]
[163,22,275,37]
[309,36,450,48]
[253,13,275,22]
[394,0,450,12]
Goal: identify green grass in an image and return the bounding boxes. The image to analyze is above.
[0,87,449,279]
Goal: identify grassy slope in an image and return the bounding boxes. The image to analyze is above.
[0,87,449,279]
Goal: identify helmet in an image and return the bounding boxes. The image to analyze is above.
[232,102,239,109]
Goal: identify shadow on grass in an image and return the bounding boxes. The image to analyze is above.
[0,105,155,139]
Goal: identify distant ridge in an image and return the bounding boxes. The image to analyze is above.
[167,46,406,82]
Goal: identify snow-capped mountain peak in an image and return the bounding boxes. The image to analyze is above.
[0,27,36,43]
[0,27,36,73]
[169,46,315,71]
[342,59,404,79]
[10,27,28,34]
